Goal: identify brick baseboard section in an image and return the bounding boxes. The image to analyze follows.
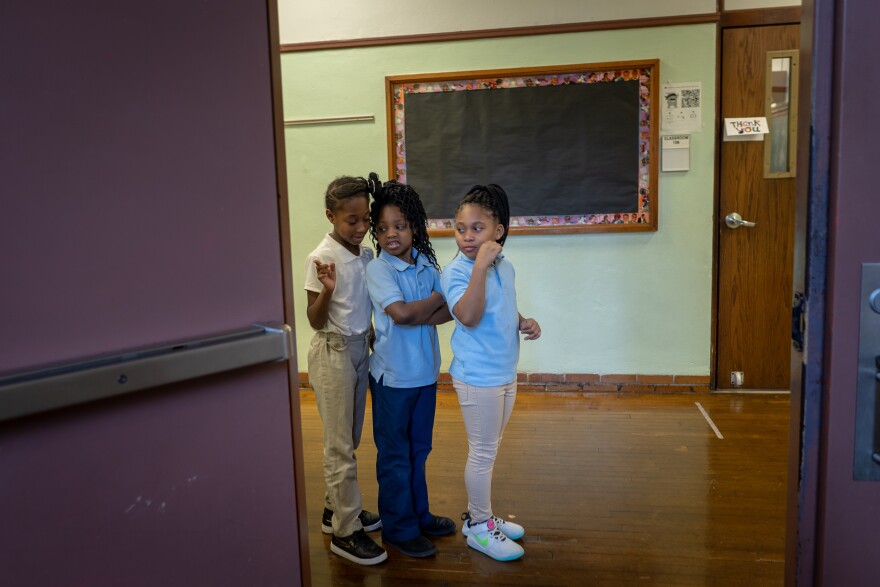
[298,372,711,393]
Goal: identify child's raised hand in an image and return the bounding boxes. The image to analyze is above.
[474,241,502,268]
[314,258,336,291]
[519,317,541,341]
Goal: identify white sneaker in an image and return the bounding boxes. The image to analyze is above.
[462,517,524,561]
[462,513,525,540]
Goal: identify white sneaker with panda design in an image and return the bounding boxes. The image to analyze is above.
[462,512,525,540]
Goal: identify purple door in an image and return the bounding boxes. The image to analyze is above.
[0,2,306,586]
[789,0,880,584]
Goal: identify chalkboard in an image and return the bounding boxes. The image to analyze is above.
[386,61,659,235]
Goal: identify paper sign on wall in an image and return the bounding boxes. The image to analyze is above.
[661,134,690,172]
[723,117,769,141]
[661,82,702,133]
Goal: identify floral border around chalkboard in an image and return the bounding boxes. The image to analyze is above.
[387,62,658,234]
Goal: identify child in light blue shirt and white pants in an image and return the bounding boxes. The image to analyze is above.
[441,184,541,562]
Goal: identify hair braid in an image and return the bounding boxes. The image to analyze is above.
[367,174,439,271]
[365,172,382,197]
[324,175,370,211]
[456,184,511,245]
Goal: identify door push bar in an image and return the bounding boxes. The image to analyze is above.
[0,323,293,423]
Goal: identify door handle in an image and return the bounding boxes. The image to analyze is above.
[0,323,293,422]
[725,212,757,229]
[855,264,880,480]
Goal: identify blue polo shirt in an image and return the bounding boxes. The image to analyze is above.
[366,249,442,388]
[441,253,520,386]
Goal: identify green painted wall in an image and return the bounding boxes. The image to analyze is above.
[281,24,716,376]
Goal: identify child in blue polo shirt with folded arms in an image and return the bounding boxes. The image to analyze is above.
[364,173,456,558]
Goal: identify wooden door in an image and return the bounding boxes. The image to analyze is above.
[716,24,800,390]
[0,2,306,586]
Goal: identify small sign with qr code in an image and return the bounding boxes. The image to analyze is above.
[661,82,702,133]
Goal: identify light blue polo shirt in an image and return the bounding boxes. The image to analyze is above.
[366,249,442,388]
[441,253,520,386]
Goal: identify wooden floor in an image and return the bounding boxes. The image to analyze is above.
[298,390,789,587]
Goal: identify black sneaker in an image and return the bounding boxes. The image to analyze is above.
[358,509,383,532]
[321,508,333,534]
[321,508,383,534]
[382,534,437,558]
[330,529,388,565]
[420,514,456,536]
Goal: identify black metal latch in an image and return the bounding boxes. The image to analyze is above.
[792,292,806,352]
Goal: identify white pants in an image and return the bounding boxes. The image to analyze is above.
[453,377,517,523]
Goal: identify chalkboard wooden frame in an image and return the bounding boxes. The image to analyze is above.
[385,60,659,236]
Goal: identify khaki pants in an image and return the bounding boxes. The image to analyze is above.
[308,330,370,536]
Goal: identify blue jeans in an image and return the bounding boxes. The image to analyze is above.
[369,374,437,542]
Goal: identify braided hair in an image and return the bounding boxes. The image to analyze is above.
[366,172,439,271]
[324,175,370,211]
[456,184,511,246]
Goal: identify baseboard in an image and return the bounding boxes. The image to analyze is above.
[298,372,711,393]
